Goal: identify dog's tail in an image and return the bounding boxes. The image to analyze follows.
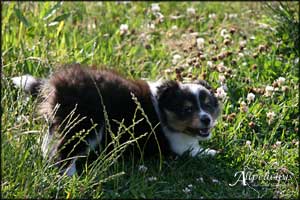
[12,75,45,96]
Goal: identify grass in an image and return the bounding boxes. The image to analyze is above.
[1,1,299,199]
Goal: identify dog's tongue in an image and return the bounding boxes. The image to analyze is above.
[199,128,210,137]
[187,127,210,137]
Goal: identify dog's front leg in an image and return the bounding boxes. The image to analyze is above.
[190,144,218,157]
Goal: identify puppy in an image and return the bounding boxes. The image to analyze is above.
[12,64,220,175]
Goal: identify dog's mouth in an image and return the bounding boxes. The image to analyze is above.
[186,127,211,137]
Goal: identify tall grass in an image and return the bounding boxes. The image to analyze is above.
[265,2,300,56]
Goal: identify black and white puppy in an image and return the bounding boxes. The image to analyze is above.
[12,64,220,175]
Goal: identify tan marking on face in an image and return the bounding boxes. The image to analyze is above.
[164,109,204,136]
[164,110,188,132]
[190,114,201,128]
[183,101,193,108]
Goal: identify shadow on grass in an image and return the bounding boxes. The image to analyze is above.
[102,153,272,199]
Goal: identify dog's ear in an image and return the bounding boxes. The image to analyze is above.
[156,80,179,101]
[194,79,213,91]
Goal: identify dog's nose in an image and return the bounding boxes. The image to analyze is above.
[200,115,211,126]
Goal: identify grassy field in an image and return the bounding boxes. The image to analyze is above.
[1,2,299,199]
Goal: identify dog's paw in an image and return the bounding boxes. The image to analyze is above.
[196,148,218,157]
[190,145,219,157]
[205,149,218,156]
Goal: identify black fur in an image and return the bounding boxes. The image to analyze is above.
[26,78,45,96]
[40,64,172,172]
[14,64,220,174]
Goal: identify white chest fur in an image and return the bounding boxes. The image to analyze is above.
[164,127,217,157]
[163,127,204,157]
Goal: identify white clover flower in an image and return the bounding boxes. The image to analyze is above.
[172,54,182,65]
[217,62,227,73]
[208,13,217,20]
[247,93,255,103]
[281,86,289,92]
[182,187,191,194]
[171,25,178,31]
[265,85,274,96]
[228,13,238,19]
[196,38,205,49]
[220,29,228,37]
[266,111,276,119]
[215,87,227,100]
[148,23,155,29]
[212,178,220,184]
[266,111,276,124]
[196,177,204,182]
[147,176,157,181]
[138,165,148,172]
[246,140,251,146]
[103,33,110,38]
[207,61,213,68]
[151,3,160,13]
[218,74,226,84]
[275,141,282,146]
[190,32,199,37]
[115,1,131,4]
[187,7,196,16]
[170,15,184,20]
[87,23,96,30]
[164,68,173,75]
[238,52,244,58]
[188,184,193,188]
[277,77,286,86]
[120,24,129,35]
[239,40,247,47]
[240,101,248,113]
[258,23,270,29]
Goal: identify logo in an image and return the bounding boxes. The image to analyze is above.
[229,166,296,196]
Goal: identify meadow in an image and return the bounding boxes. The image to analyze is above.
[1,2,299,199]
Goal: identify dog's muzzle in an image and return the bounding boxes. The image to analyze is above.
[186,127,211,137]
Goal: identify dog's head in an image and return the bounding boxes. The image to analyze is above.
[156,80,220,140]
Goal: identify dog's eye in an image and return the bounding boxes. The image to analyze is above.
[203,97,211,106]
[199,91,212,107]
[203,100,214,110]
[182,106,194,114]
